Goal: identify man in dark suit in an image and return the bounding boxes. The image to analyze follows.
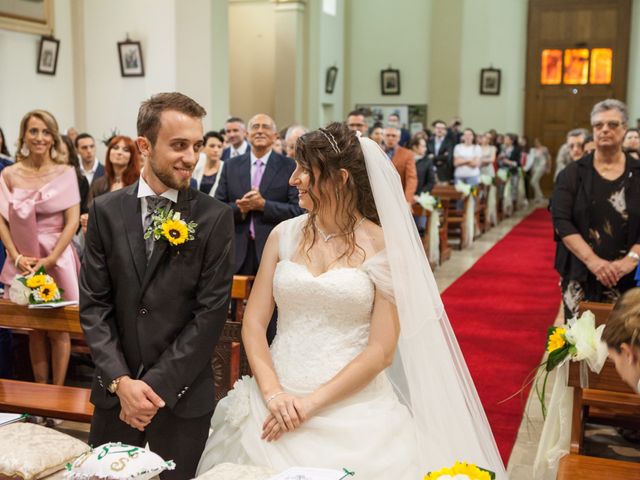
[215,113,303,276]
[221,117,249,161]
[427,119,455,183]
[80,92,234,479]
[75,133,105,186]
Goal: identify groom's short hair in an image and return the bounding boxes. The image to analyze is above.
[137,92,206,145]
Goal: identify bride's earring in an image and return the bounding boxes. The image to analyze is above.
[20,144,30,157]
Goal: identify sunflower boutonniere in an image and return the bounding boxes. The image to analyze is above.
[144,207,197,247]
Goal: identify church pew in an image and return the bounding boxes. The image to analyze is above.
[432,185,472,250]
[568,301,640,454]
[556,453,640,480]
[411,204,440,268]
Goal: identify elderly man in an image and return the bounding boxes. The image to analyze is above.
[215,113,303,276]
[552,99,640,320]
[221,117,249,160]
[554,128,588,180]
[284,124,308,158]
[383,125,417,205]
[346,110,369,137]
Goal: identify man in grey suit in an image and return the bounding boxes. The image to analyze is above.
[80,92,234,479]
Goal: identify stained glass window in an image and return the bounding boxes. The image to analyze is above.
[563,49,589,85]
[590,48,613,84]
[541,49,562,85]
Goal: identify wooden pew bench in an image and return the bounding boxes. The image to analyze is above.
[432,185,473,250]
[557,453,640,479]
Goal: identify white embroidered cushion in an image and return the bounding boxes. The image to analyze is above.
[65,443,174,480]
[0,423,90,480]
[194,463,275,480]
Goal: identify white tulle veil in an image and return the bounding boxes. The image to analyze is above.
[359,136,507,478]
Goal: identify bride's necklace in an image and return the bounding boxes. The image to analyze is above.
[315,217,366,242]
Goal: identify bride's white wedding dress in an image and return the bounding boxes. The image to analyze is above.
[197,215,419,479]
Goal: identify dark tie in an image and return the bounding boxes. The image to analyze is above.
[144,195,171,260]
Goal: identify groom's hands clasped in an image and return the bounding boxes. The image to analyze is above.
[116,376,165,431]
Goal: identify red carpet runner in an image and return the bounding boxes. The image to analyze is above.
[441,208,559,463]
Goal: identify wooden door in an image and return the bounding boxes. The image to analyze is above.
[524,0,632,194]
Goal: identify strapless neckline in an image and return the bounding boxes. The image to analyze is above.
[278,249,386,279]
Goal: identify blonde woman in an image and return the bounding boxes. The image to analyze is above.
[0,110,80,386]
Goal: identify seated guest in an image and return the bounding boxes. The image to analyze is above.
[427,119,455,183]
[193,131,224,195]
[623,128,640,160]
[383,125,417,205]
[0,110,80,386]
[602,288,640,394]
[453,128,481,186]
[552,99,640,320]
[222,117,249,160]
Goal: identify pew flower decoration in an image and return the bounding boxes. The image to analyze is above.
[424,461,495,480]
[496,169,510,182]
[454,181,472,197]
[144,207,197,247]
[537,310,608,417]
[480,174,494,186]
[418,192,438,212]
[10,267,63,305]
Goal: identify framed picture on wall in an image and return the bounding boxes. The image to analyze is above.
[37,36,59,75]
[325,66,338,94]
[480,68,501,95]
[380,68,401,95]
[0,0,53,35]
[118,40,145,77]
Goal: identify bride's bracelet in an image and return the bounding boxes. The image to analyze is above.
[14,254,23,268]
[265,391,285,406]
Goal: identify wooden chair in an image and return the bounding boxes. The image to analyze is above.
[432,185,471,250]
[568,301,640,454]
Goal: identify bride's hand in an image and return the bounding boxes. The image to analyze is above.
[263,392,302,434]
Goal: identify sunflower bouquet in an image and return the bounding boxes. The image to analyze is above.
[424,461,495,480]
[144,208,197,247]
[536,310,608,417]
[10,267,64,305]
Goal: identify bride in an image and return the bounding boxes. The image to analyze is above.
[197,123,506,479]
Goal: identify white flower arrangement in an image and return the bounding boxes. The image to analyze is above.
[454,181,472,197]
[479,174,494,186]
[417,192,438,212]
[496,169,510,182]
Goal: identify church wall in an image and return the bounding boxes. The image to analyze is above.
[628,0,640,124]
[0,0,75,152]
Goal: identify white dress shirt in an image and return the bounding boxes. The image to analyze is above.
[80,159,100,185]
[230,140,249,158]
[137,171,179,229]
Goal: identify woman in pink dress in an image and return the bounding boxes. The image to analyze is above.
[0,110,80,385]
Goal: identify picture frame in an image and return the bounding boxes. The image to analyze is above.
[356,104,428,135]
[480,68,501,95]
[325,66,338,94]
[36,36,59,75]
[380,68,401,95]
[117,40,145,77]
[0,0,54,35]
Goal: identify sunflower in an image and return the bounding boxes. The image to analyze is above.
[547,327,566,353]
[37,282,59,303]
[425,462,492,480]
[26,274,47,288]
[161,219,189,246]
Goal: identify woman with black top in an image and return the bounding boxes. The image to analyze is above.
[552,99,640,318]
[193,130,224,196]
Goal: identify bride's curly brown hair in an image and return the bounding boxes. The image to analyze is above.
[294,122,380,262]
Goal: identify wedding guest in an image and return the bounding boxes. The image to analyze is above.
[410,136,435,234]
[75,133,104,186]
[427,120,455,183]
[528,138,550,203]
[383,125,417,204]
[602,288,640,394]
[478,132,497,178]
[346,109,369,137]
[552,99,640,319]
[60,135,90,216]
[0,110,80,385]
[453,128,481,186]
[222,117,249,160]
[272,137,284,156]
[284,125,308,158]
[623,128,640,160]
[369,122,384,146]
[193,131,224,195]
[583,135,595,155]
[497,133,521,203]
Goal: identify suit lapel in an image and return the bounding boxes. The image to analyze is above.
[239,154,252,193]
[140,188,193,294]
[259,153,283,192]
[122,183,146,285]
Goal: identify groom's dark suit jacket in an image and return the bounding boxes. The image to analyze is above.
[215,150,303,272]
[80,184,234,419]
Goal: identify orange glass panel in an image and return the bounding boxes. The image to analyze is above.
[541,49,562,84]
[590,48,613,84]
[563,49,589,85]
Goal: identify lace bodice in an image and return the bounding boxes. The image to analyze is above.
[269,215,392,393]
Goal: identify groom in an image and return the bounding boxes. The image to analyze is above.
[80,92,234,479]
